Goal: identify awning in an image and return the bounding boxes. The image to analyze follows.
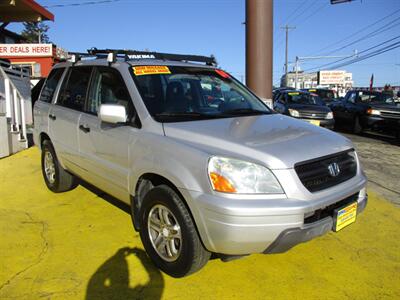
[0,0,54,22]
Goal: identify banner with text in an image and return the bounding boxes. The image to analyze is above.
[318,70,346,85]
[0,44,53,57]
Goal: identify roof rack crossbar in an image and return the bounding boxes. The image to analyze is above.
[86,48,217,66]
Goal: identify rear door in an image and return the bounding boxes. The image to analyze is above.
[33,68,65,141]
[78,66,140,202]
[48,66,93,176]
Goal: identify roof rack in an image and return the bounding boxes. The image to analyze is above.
[86,48,217,66]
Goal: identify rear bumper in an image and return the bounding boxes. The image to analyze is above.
[264,194,367,254]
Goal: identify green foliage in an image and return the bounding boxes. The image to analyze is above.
[21,22,50,43]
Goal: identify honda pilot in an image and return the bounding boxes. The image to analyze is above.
[33,49,367,277]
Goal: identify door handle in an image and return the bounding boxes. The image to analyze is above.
[49,114,56,120]
[79,124,90,133]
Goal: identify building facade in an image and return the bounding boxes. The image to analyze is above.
[281,70,353,97]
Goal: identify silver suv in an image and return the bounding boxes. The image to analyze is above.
[33,49,367,277]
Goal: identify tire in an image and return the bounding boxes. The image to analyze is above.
[139,185,210,277]
[41,140,78,193]
[353,115,363,134]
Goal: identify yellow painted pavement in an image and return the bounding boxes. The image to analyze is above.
[0,148,399,299]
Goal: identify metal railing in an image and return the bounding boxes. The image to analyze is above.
[0,60,31,144]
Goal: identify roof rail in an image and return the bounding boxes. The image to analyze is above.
[86,48,217,66]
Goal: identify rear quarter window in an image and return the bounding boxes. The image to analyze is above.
[38,68,65,103]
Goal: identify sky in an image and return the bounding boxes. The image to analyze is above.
[7,0,400,87]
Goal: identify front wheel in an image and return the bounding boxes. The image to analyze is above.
[139,185,210,277]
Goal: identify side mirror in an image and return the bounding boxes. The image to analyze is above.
[99,104,127,124]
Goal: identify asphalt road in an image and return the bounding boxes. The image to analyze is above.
[342,132,400,207]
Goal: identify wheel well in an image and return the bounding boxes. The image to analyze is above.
[132,173,197,233]
[134,173,183,215]
[39,132,51,148]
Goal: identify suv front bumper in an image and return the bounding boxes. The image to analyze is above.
[179,174,367,255]
[264,194,367,254]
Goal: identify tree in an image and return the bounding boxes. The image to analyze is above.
[21,22,50,43]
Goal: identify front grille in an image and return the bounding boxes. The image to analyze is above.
[298,111,327,119]
[380,111,400,119]
[295,150,357,192]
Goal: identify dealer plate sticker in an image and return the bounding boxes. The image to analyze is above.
[309,120,320,126]
[334,202,357,232]
[133,66,171,76]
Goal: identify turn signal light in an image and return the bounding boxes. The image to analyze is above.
[209,172,237,193]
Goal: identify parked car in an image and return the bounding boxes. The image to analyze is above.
[330,90,400,138]
[301,88,338,105]
[33,50,367,277]
[273,90,335,129]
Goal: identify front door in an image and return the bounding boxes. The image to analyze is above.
[78,66,140,202]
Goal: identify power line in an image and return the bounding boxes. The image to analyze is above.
[326,42,400,70]
[295,1,328,28]
[323,17,400,56]
[43,0,124,8]
[274,0,318,46]
[307,7,400,56]
[304,35,400,72]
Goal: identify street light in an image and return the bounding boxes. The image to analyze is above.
[294,51,358,89]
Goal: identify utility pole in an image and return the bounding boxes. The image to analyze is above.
[281,25,295,87]
[246,0,273,103]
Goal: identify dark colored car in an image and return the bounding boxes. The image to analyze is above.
[273,90,334,129]
[273,87,295,102]
[301,88,338,104]
[330,90,400,138]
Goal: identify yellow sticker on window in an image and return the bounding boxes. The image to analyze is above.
[133,66,171,76]
[309,89,316,92]
[288,92,299,96]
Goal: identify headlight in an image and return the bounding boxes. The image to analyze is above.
[288,109,300,117]
[326,112,334,119]
[367,109,381,116]
[208,157,284,194]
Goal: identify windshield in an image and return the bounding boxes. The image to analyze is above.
[287,92,319,105]
[131,66,271,122]
[358,92,394,104]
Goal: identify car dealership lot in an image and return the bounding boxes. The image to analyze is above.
[0,140,399,299]
[343,132,400,207]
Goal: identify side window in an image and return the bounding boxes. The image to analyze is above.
[57,66,92,111]
[86,67,137,124]
[39,68,64,103]
[347,92,357,104]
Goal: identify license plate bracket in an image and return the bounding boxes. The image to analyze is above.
[333,201,358,232]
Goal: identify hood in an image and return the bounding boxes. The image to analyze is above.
[369,102,400,112]
[287,103,331,112]
[163,114,353,169]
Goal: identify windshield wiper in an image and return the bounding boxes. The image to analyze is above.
[154,112,220,121]
[222,108,269,116]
